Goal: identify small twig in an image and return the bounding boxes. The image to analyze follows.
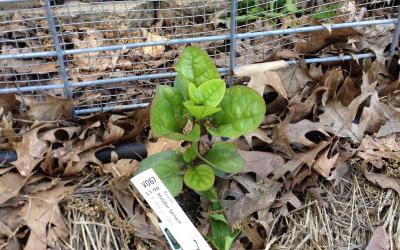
[294,233,312,250]
[290,200,318,214]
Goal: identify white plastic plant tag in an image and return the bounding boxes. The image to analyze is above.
[159,222,183,250]
[131,168,211,250]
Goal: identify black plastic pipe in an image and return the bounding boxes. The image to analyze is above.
[0,151,17,165]
[0,142,147,166]
[95,142,147,163]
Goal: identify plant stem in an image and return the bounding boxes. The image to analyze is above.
[196,150,220,170]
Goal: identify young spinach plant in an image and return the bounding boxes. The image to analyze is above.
[137,46,265,249]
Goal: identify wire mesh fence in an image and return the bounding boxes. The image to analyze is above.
[0,0,399,115]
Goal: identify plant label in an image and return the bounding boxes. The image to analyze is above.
[131,168,211,250]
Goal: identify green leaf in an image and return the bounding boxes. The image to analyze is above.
[183,143,198,163]
[209,214,228,223]
[138,151,184,196]
[196,79,226,107]
[184,164,215,192]
[205,142,244,174]
[202,187,241,250]
[174,75,190,100]
[183,101,221,120]
[188,82,201,104]
[284,0,298,13]
[166,123,201,142]
[223,231,241,250]
[208,197,241,250]
[207,86,266,139]
[199,187,219,203]
[175,46,220,87]
[150,85,199,142]
[248,5,265,16]
[311,4,337,19]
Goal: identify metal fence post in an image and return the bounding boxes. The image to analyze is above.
[44,0,72,98]
[390,13,400,57]
[228,0,238,86]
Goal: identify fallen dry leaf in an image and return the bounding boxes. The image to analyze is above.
[374,101,400,137]
[238,150,285,180]
[16,94,74,121]
[287,86,326,123]
[23,176,59,194]
[103,115,126,143]
[376,120,400,138]
[296,28,360,54]
[0,204,23,249]
[110,179,136,218]
[275,64,313,98]
[312,147,339,178]
[141,28,165,57]
[0,172,27,204]
[269,49,300,61]
[243,128,272,147]
[337,76,360,106]
[146,137,182,156]
[38,126,81,143]
[241,221,265,249]
[308,64,324,81]
[102,159,139,179]
[222,176,281,225]
[319,93,372,143]
[78,120,101,140]
[72,28,124,72]
[277,191,302,210]
[248,70,288,99]
[287,119,330,147]
[11,124,51,176]
[270,119,295,158]
[0,45,59,76]
[364,171,400,195]
[363,92,387,133]
[357,135,400,169]
[235,60,291,99]
[234,60,291,76]
[365,226,390,250]
[321,68,344,106]
[63,146,104,176]
[0,94,18,112]
[21,182,74,250]
[365,61,394,96]
[358,24,394,63]
[272,140,331,180]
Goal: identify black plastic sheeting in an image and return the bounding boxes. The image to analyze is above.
[0,142,147,166]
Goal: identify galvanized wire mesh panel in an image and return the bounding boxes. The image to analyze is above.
[0,0,399,115]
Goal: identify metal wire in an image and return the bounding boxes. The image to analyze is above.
[44,0,72,98]
[0,0,399,114]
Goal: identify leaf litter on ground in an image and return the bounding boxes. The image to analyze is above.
[1,10,400,249]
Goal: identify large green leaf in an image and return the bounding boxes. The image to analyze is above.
[183,143,198,163]
[188,82,201,104]
[205,142,244,174]
[194,79,226,107]
[183,101,221,120]
[175,46,220,87]
[150,85,199,142]
[138,151,184,196]
[207,86,266,138]
[183,164,215,192]
[174,75,190,100]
